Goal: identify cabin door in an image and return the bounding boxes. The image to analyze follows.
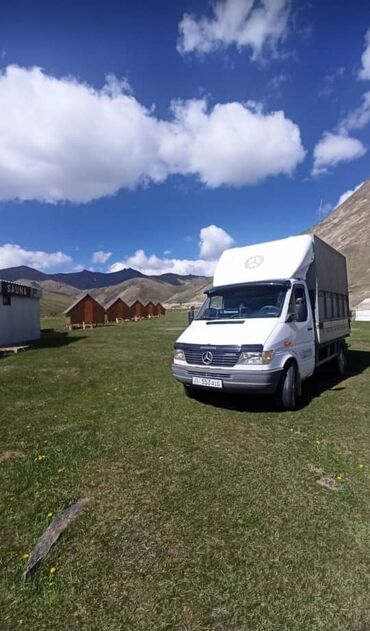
[85,299,93,323]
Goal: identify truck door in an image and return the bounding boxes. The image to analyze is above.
[288,284,315,378]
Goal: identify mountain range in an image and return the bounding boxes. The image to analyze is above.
[1,179,369,315]
[0,264,200,289]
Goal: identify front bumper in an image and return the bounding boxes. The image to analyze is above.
[172,363,282,394]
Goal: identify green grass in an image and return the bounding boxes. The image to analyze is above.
[1,313,370,630]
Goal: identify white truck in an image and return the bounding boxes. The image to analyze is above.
[172,235,350,410]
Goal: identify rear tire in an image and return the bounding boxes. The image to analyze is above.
[275,364,297,411]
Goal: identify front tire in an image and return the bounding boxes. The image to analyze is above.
[275,364,297,411]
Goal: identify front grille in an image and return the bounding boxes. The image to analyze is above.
[184,347,240,367]
[187,370,232,380]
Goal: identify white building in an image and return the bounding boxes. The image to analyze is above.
[0,280,42,346]
[353,298,370,322]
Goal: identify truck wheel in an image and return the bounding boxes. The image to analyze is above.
[334,344,347,376]
[275,364,297,411]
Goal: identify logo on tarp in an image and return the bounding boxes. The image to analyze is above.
[202,351,213,365]
[245,255,264,269]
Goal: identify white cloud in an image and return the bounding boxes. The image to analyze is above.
[336,181,364,207]
[199,224,234,259]
[312,28,370,176]
[0,243,72,270]
[161,99,305,187]
[92,250,112,264]
[339,91,370,133]
[312,133,366,176]
[109,249,216,276]
[317,201,332,220]
[359,28,370,80]
[0,66,305,202]
[109,224,235,276]
[177,0,291,60]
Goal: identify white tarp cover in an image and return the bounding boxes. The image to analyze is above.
[213,235,314,287]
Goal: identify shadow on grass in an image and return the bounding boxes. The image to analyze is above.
[32,331,87,350]
[188,349,370,413]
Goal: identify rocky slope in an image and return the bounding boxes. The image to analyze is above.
[309,180,370,306]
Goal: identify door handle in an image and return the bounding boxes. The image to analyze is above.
[307,327,313,331]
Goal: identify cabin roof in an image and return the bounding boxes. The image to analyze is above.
[104,294,129,310]
[64,292,102,315]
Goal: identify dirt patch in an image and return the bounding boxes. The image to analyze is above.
[0,450,24,463]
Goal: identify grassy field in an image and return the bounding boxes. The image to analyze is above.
[1,312,370,630]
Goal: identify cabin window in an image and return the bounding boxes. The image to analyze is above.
[2,294,11,306]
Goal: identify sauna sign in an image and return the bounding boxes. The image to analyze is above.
[1,281,33,298]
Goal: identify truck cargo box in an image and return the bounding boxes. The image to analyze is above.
[306,236,350,345]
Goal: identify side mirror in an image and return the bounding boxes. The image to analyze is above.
[188,309,195,324]
[296,303,307,322]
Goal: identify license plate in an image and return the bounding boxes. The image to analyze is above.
[192,377,222,389]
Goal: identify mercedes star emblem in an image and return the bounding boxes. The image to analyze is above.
[202,351,213,365]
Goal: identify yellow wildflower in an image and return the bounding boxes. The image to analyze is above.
[316,440,321,445]
[358,464,364,469]
[47,512,53,518]
[49,567,57,575]
[336,475,343,480]
[22,553,29,560]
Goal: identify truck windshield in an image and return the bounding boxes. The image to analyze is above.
[196,284,288,320]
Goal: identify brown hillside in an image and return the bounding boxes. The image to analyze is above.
[309,180,370,306]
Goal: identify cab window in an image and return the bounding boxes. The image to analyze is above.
[288,285,308,322]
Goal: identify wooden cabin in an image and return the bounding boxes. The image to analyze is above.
[64,293,105,328]
[143,301,155,318]
[129,300,144,319]
[105,296,131,322]
[154,302,166,316]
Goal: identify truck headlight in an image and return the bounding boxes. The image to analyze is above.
[174,349,185,361]
[237,350,274,365]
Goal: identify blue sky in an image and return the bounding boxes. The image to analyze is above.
[0,0,370,276]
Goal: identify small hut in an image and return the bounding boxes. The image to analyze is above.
[353,298,370,321]
[129,300,144,320]
[154,302,166,317]
[64,293,105,328]
[0,280,42,346]
[143,301,155,318]
[105,296,131,322]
